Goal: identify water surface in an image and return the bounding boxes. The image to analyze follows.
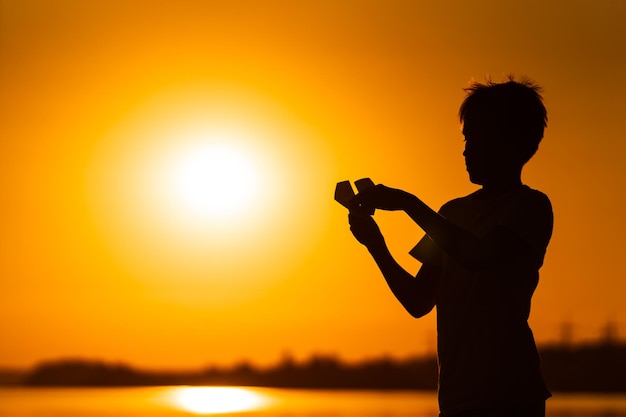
[1,387,625,416]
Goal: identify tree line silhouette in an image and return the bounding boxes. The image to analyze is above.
[2,340,624,392]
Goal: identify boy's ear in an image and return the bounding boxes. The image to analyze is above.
[509,137,538,166]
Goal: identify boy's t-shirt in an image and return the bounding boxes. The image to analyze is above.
[410,185,553,415]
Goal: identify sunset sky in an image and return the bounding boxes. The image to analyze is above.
[2,0,625,370]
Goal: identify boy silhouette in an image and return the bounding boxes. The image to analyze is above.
[348,77,552,416]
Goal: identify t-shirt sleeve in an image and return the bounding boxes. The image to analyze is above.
[501,190,553,257]
[408,202,451,266]
[409,234,443,266]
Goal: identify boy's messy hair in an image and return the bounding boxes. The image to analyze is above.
[459,75,548,164]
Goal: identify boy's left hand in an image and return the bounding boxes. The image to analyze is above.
[348,211,385,249]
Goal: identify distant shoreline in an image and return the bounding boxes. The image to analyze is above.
[2,341,625,392]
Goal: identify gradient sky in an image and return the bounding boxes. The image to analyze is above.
[1,0,625,369]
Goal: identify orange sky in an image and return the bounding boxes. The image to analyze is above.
[1,1,625,369]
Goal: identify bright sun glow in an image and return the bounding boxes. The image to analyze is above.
[164,137,262,221]
[140,121,278,240]
[171,387,270,414]
[88,84,333,304]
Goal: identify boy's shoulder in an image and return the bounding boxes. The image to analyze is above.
[439,185,551,214]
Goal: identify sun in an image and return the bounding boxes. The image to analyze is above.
[88,83,334,302]
[164,136,262,222]
[133,118,281,240]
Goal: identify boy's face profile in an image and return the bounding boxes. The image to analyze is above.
[462,115,521,187]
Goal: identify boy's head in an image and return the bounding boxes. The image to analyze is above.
[459,76,547,185]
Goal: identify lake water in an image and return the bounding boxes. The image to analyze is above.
[1,387,625,416]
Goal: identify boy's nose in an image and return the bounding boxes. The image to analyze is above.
[463,143,473,158]
[463,140,485,159]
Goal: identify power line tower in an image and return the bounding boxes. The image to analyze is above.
[601,320,618,346]
[559,320,573,349]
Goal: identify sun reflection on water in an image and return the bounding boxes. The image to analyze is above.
[169,386,271,414]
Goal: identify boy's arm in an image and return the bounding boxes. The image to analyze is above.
[404,194,501,270]
[352,185,540,271]
[349,212,438,318]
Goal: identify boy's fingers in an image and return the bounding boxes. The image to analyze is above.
[348,211,365,223]
[348,197,366,212]
[351,186,382,215]
[348,211,372,228]
[350,186,376,208]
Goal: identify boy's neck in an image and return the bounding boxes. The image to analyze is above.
[479,173,523,197]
